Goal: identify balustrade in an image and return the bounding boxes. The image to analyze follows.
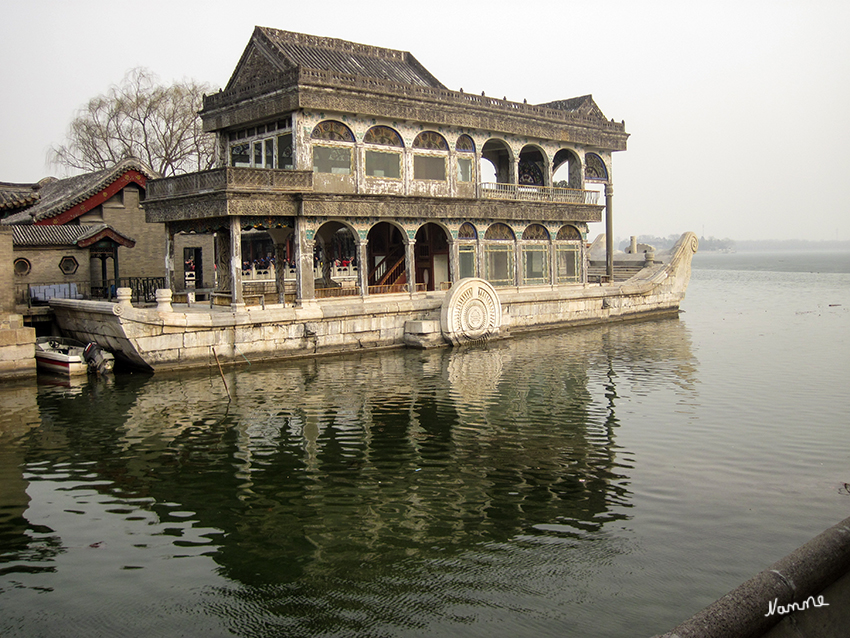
[481,182,600,204]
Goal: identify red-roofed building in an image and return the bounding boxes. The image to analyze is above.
[2,158,214,328]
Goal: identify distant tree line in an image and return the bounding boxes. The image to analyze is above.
[617,235,850,252]
[618,235,735,252]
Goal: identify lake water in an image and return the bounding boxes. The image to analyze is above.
[1,251,849,637]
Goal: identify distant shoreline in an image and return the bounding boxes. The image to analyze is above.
[731,240,850,252]
[614,236,850,253]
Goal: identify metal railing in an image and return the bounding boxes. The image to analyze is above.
[481,182,600,204]
[15,277,165,307]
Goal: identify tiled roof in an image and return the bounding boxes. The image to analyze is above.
[12,223,135,247]
[0,177,58,214]
[0,184,39,211]
[2,158,158,225]
[255,27,446,89]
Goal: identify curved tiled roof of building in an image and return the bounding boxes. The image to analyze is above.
[2,158,158,225]
[226,26,446,93]
[12,223,135,247]
[0,177,57,213]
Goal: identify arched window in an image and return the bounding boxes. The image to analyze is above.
[413,131,448,150]
[311,121,354,175]
[553,148,581,188]
[458,222,477,239]
[522,224,549,241]
[483,223,515,286]
[413,131,448,181]
[457,222,477,278]
[364,126,403,179]
[311,121,355,142]
[521,224,549,285]
[456,135,475,153]
[364,126,403,147]
[585,153,608,182]
[556,225,583,283]
[484,223,515,241]
[557,225,582,241]
[456,135,475,183]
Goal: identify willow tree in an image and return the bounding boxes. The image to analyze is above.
[50,68,216,177]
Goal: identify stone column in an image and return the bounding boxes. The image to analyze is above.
[514,237,521,287]
[549,235,557,286]
[605,183,614,280]
[229,217,243,306]
[294,215,315,305]
[404,236,416,294]
[448,237,458,284]
[215,230,232,293]
[165,228,175,291]
[266,227,293,305]
[357,239,369,297]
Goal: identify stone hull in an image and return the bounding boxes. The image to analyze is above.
[49,233,697,372]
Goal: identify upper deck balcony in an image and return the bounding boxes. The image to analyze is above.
[144,166,604,225]
[146,167,314,201]
[481,182,600,205]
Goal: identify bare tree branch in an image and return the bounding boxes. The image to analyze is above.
[49,67,216,177]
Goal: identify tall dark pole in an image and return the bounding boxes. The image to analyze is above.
[605,183,613,280]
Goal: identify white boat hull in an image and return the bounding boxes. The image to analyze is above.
[35,339,88,376]
[49,233,698,373]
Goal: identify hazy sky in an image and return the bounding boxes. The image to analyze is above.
[2,0,848,241]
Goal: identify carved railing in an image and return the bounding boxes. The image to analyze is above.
[147,167,313,200]
[367,283,409,295]
[316,286,360,299]
[203,68,627,134]
[481,182,601,204]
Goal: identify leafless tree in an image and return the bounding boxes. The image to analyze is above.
[50,68,216,177]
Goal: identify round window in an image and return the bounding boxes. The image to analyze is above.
[14,257,31,276]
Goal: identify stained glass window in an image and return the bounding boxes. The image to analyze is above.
[364,126,403,147]
[413,131,448,150]
[522,224,549,241]
[518,159,544,186]
[484,223,515,241]
[557,225,582,241]
[456,135,475,152]
[311,121,355,142]
[458,222,477,239]
[585,153,608,181]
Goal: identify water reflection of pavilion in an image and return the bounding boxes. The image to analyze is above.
[0,318,696,628]
[104,318,695,579]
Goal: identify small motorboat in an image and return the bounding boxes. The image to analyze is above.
[35,337,115,376]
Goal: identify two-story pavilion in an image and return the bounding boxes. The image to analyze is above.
[143,26,628,309]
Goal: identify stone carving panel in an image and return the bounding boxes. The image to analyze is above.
[441,278,501,345]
